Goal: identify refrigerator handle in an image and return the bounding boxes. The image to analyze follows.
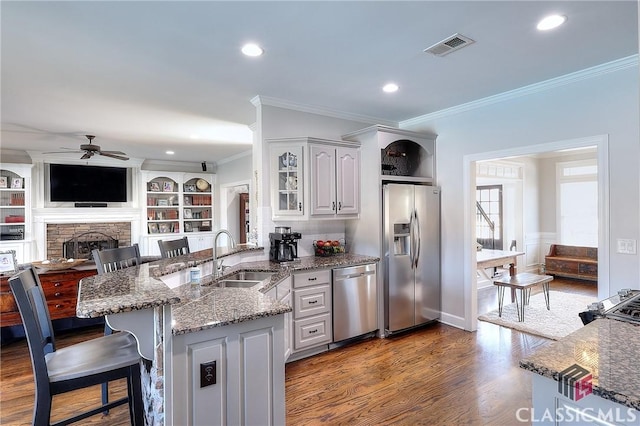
[414,210,421,268]
[409,211,415,268]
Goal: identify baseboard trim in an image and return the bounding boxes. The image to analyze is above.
[439,312,467,330]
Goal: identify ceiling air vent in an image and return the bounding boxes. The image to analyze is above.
[423,33,475,57]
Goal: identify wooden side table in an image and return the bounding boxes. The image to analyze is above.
[493,272,553,322]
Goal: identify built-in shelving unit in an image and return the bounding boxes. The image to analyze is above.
[0,164,33,263]
[140,171,214,256]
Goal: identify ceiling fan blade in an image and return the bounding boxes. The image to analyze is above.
[99,151,129,161]
[80,152,93,160]
[100,150,128,156]
[43,150,84,154]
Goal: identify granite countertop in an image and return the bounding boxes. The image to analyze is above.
[77,246,379,335]
[519,318,640,410]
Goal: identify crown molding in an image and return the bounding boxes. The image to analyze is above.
[250,95,397,127]
[400,54,639,128]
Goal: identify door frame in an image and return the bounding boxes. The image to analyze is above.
[463,134,609,331]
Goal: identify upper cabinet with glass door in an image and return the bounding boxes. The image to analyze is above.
[270,142,304,219]
[268,137,361,221]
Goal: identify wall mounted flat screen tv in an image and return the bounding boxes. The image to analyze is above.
[49,163,128,202]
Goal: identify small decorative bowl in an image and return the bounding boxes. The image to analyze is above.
[31,258,87,271]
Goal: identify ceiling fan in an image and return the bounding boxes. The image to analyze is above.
[45,135,129,161]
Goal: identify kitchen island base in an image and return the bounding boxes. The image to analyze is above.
[171,314,285,426]
[530,373,639,425]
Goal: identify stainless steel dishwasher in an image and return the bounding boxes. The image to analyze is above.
[332,263,377,342]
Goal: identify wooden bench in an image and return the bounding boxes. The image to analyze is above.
[544,244,597,281]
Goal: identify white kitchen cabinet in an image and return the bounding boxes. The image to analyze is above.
[309,144,359,217]
[291,269,332,354]
[269,143,304,219]
[264,276,293,361]
[268,137,360,221]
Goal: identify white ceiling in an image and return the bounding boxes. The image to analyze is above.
[1,1,637,165]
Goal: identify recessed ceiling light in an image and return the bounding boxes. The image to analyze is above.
[166,150,174,155]
[383,83,399,93]
[241,43,264,57]
[537,14,567,31]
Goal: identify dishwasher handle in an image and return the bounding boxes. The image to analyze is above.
[334,270,376,281]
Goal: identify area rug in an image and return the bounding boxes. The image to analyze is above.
[478,291,597,340]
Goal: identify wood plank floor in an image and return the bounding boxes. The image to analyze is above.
[1,278,596,425]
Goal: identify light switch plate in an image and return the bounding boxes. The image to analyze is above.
[616,239,637,255]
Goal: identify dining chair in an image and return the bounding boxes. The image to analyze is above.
[91,243,142,411]
[158,236,190,259]
[9,267,144,426]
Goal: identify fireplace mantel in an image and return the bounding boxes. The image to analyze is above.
[33,208,142,260]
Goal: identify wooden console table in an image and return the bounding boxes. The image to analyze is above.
[1,267,97,327]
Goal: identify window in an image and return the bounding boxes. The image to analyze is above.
[476,185,503,250]
[557,160,597,246]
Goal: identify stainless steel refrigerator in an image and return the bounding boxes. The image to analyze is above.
[383,184,440,335]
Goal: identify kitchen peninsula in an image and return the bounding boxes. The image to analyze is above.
[520,319,640,425]
[76,246,379,425]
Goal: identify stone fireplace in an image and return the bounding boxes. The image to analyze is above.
[46,222,131,259]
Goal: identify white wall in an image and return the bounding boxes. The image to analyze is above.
[403,62,640,324]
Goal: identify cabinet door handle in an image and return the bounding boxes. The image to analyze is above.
[55,304,62,309]
[309,329,318,334]
[299,202,302,211]
[308,277,317,281]
[54,292,62,297]
[54,282,62,287]
[308,300,318,304]
[332,201,336,211]
[338,201,342,211]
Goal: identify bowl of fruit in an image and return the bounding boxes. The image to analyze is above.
[313,239,346,257]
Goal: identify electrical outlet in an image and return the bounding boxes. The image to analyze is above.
[200,361,216,388]
[616,239,637,255]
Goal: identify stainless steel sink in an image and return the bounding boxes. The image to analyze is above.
[223,271,274,281]
[218,280,263,289]
[216,271,274,289]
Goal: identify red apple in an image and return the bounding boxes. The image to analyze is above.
[316,240,324,247]
[331,240,340,246]
[323,242,331,247]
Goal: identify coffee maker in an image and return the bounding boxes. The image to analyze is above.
[269,227,301,262]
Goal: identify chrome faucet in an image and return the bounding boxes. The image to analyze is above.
[212,229,236,277]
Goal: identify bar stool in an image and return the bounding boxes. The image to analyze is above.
[91,243,142,412]
[158,237,190,259]
[9,267,144,425]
